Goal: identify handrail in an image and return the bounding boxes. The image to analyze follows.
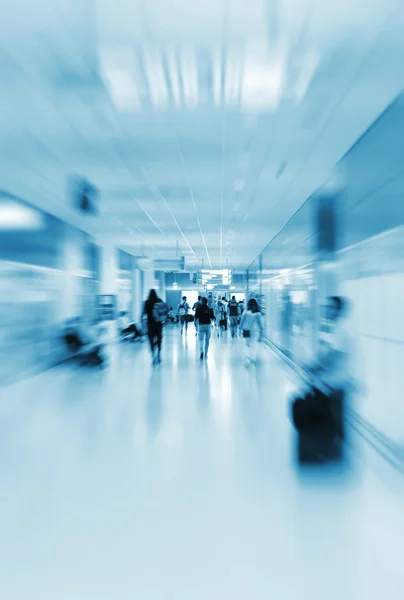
[263,335,404,473]
[263,336,331,395]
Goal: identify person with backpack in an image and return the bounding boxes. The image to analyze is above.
[240,298,264,366]
[143,289,167,365]
[178,296,191,335]
[192,296,203,336]
[228,296,240,338]
[195,297,215,360]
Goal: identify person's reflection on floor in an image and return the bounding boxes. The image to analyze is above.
[196,361,211,421]
[145,370,164,440]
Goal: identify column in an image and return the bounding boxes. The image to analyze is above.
[100,243,118,297]
[99,242,119,340]
[131,268,142,323]
[314,192,339,352]
[315,193,339,299]
[143,269,156,297]
[135,257,156,303]
[60,226,86,321]
[156,271,166,301]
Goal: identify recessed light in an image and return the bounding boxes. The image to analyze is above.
[234,179,245,192]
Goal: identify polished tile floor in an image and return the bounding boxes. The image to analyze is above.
[0,326,404,599]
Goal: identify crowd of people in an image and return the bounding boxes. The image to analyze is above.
[143,293,264,366]
[63,287,352,464]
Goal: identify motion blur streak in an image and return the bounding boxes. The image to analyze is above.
[1,1,404,599]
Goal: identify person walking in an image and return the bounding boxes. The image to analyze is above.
[178,296,191,335]
[143,289,164,365]
[215,298,227,337]
[195,297,215,360]
[228,295,240,338]
[221,296,228,332]
[240,297,264,366]
[192,296,203,336]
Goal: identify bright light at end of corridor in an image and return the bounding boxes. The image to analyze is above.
[0,201,44,230]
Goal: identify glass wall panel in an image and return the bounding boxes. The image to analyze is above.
[258,197,318,362]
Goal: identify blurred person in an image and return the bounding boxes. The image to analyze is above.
[240,298,264,366]
[215,298,227,337]
[291,296,352,461]
[192,296,203,336]
[167,307,176,324]
[178,296,191,335]
[119,311,141,342]
[228,295,240,339]
[64,317,84,354]
[238,299,245,332]
[143,289,164,365]
[221,296,228,331]
[84,318,108,367]
[195,297,215,360]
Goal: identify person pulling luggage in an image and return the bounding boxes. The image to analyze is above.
[291,296,353,462]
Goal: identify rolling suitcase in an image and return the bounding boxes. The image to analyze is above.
[292,389,344,464]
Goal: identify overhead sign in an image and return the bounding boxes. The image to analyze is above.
[197,269,232,286]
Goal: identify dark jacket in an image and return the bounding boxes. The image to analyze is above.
[144,299,161,331]
[195,305,215,325]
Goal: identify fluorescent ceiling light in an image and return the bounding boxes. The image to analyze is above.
[166,48,182,107]
[104,70,140,110]
[294,52,319,104]
[181,47,198,107]
[212,49,222,106]
[100,50,141,111]
[234,179,245,192]
[241,61,285,111]
[0,201,44,230]
[143,47,169,109]
[224,48,242,105]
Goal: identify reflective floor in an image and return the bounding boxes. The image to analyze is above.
[1,326,404,599]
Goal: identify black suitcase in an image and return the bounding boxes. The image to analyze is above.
[292,389,344,464]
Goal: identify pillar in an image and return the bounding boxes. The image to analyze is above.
[156,271,166,301]
[314,192,339,351]
[99,242,118,297]
[315,193,339,299]
[131,268,142,322]
[99,242,119,340]
[60,226,86,321]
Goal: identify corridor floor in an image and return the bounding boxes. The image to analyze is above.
[0,326,403,599]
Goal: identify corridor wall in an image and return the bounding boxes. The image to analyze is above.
[246,91,404,448]
[0,195,99,386]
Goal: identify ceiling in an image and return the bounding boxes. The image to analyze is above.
[1,0,404,270]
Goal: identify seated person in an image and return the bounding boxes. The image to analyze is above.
[167,307,177,324]
[64,317,86,354]
[119,311,141,341]
[82,319,108,367]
